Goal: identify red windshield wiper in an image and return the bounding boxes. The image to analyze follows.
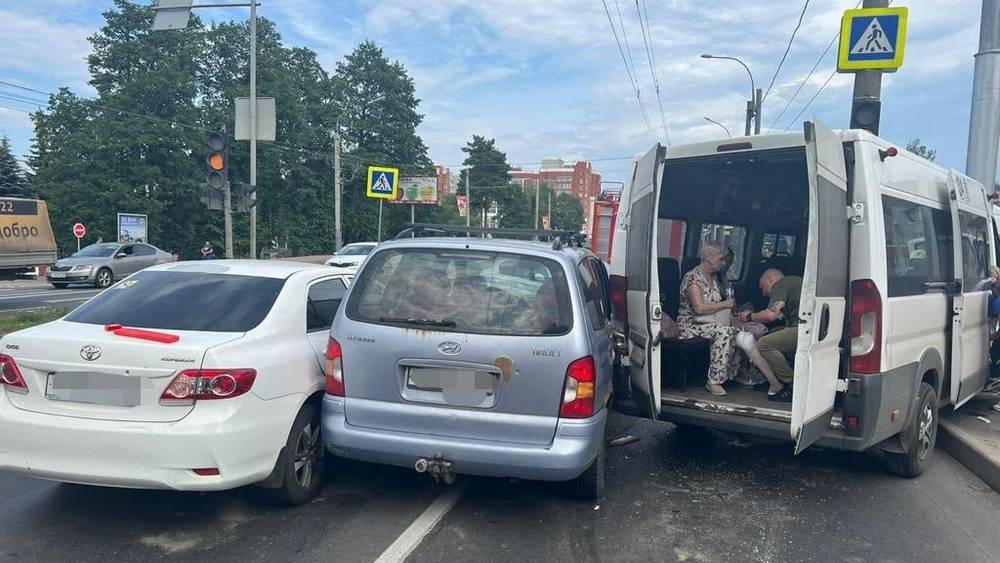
[104,324,180,344]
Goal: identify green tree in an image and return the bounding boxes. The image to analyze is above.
[31,0,207,256]
[331,41,431,241]
[906,138,937,162]
[0,136,31,197]
[460,135,510,223]
[551,192,584,233]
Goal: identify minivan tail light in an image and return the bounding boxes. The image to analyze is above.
[609,275,628,326]
[560,356,596,418]
[324,337,345,396]
[159,369,256,405]
[849,279,882,374]
[0,354,27,394]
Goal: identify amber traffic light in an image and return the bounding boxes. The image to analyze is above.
[205,131,228,190]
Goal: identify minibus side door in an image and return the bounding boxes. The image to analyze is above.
[624,144,664,418]
[792,119,849,454]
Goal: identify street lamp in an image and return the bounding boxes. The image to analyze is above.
[704,116,733,138]
[701,53,761,136]
[153,0,263,258]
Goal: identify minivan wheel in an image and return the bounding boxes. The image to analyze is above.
[563,437,606,500]
[94,268,113,289]
[885,382,937,478]
[261,403,325,505]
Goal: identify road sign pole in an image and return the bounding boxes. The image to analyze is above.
[465,170,471,228]
[850,0,888,131]
[377,200,383,243]
[410,203,415,224]
[966,0,1000,193]
[248,0,257,259]
[77,238,80,253]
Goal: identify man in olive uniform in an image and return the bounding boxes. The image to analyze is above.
[739,268,802,402]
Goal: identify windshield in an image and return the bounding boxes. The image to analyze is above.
[66,270,285,332]
[336,244,375,256]
[346,248,573,336]
[72,243,119,258]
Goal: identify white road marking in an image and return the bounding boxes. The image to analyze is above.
[43,296,98,304]
[373,482,468,563]
[0,290,100,301]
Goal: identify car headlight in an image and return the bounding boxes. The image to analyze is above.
[70,265,92,272]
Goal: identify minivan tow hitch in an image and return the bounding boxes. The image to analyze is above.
[414,454,456,485]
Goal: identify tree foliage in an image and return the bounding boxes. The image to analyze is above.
[906,138,936,162]
[551,192,584,233]
[0,136,31,197]
[28,2,431,256]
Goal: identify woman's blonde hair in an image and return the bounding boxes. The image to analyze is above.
[699,240,727,261]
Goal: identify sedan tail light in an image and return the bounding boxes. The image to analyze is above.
[324,337,345,396]
[560,356,596,418]
[159,369,256,406]
[0,354,27,394]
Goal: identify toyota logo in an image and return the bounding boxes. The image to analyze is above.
[80,345,102,362]
[437,341,462,355]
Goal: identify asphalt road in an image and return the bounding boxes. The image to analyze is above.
[2,412,999,563]
[0,284,102,313]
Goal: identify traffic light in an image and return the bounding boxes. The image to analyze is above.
[206,131,228,191]
[850,99,881,135]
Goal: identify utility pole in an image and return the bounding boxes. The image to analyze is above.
[534,183,541,229]
[465,169,471,228]
[547,189,552,229]
[334,132,343,250]
[850,0,888,134]
[248,0,258,259]
[754,88,763,134]
[966,0,1000,192]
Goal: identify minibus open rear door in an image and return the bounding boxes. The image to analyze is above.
[792,119,849,454]
[624,144,665,418]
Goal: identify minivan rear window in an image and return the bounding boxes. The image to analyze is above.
[346,248,573,336]
[66,271,284,332]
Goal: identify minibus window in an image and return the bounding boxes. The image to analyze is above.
[959,212,990,289]
[699,223,747,280]
[882,195,952,297]
[657,218,687,260]
[761,233,797,258]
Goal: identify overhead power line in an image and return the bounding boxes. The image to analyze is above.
[783,70,837,131]
[763,0,811,102]
[635,0,671,146]
[600,0,655,142]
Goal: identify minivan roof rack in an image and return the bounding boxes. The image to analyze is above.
[395,223,588,250]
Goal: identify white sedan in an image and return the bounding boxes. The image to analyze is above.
[0,260,350,505]
[325,242,378,271]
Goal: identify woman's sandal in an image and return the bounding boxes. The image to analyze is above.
[706,383,727,396]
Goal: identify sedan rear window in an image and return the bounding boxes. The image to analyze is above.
[66,271,285,332]
[346,248,573,336]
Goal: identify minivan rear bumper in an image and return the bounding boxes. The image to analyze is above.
[321,395,606,482]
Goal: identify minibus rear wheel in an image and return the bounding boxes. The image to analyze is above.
[885,382,938,478]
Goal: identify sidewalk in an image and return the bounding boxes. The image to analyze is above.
[939,391,1000,493]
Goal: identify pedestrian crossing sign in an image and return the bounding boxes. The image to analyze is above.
[366,166,399,200]
[838,7,907,72]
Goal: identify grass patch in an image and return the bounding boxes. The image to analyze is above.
[0,308,70,335]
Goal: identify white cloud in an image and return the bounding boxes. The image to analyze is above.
[0,10,92,91]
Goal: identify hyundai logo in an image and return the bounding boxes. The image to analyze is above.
[437,341,462,355]
[80,345,102,362]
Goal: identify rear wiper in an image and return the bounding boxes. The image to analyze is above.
[379,317,457,328]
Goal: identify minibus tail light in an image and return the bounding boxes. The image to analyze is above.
[849,279,882,374]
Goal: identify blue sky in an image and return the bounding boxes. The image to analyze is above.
[0,0,985,184]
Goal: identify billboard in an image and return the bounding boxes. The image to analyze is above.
[391,176,439,205]
[118,213,148,243]
[456,195,468,217]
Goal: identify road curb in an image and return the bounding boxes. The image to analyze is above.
[938,417,1000,493]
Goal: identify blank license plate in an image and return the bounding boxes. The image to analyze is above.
[406,367,497,408]
[46,372,140,407]
[49,272,65,278]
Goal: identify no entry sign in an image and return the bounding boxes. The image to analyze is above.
[73,223,86,239]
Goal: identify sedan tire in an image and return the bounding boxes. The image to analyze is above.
[261,403,325,505]
[94,268,113,289]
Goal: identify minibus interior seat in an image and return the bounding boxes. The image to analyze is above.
[657,257,710,389]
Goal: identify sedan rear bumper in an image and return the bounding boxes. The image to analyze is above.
[0,391,299,491]
[321,395,606,482]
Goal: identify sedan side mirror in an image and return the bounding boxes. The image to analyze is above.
[115,252,127,259]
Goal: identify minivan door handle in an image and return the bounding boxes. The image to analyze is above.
[923,280,962,295]
[817,304,830,341]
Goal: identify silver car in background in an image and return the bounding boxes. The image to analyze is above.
[325,242,377,269]
[322,236,614,499]
[46,242,174,288]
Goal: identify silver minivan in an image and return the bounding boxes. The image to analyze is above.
[321,234,614,498]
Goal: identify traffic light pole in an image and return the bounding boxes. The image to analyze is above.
[966,0,1000,193]
[248,0,258,259]
[224,181,234,258]
[850,0,887,132]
